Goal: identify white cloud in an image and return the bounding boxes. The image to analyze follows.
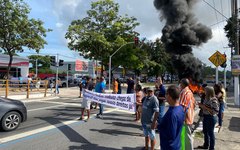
[56,23,63,28]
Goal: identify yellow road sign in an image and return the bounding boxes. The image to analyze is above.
[208,51,226,67]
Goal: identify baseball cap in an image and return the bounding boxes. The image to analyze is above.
[147,87,155,91]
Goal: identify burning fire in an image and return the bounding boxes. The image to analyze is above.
[189,82,204,94]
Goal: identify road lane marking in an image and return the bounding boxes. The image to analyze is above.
[0,108,132,145]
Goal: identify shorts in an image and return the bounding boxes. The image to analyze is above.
[82,98,91,109]
[142,124,156,140]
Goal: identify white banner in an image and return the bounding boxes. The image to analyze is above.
[83,89,136,112]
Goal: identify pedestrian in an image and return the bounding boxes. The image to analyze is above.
[96,77,106,119]
[159,85,185,150]
[197,86,219,150]
[49,79,54,92]
[112,78,118,94]
[141,87,159,150]
[154,77,166,127]
[135,85,143,122]
[19,75,23,89]
[127,77,135,94]
[79,76,94,121]
[135,77,143,91]
[35,78,41,91]
[116,78,122,94]
[213,83,226,130]
[179,78,196,150]
[27,75,33,91]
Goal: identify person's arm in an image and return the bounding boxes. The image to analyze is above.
[151,98,159,129]
[151,111,159,129]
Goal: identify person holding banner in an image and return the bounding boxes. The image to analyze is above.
[141,87,159,150]
[96,77,106,119]
[79,76,94,121]
[159,85,185,150]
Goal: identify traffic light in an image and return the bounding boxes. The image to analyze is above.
[220,53,227,68]
[134,37,139,45]
[68,64,72,71]
[59,59,64,66]
[50,56,56,66]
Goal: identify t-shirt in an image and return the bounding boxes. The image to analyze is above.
[159,105,185,150]
[141,95,159,125]
[127,80,134,93]
[154,84,166,105]
[95,82,105,93]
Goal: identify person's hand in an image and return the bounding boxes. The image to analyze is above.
[151,122,157,130]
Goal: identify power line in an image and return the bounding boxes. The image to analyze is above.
[203,0,229,20]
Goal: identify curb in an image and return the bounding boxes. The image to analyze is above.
[21,96,60,103]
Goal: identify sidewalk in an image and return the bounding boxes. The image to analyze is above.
[193,92,240,150]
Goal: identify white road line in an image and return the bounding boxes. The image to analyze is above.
[0,108,130,144]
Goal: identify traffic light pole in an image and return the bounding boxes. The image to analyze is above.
[55,54,59,96]
[108,42,134,90]
[67,70,68,88]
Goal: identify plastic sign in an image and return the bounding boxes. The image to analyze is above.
[208,51,226,67]
[232,55,240,75]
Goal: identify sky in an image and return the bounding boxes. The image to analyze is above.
[18,0,232,71]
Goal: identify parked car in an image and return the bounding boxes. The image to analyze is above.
[0,97,27,131]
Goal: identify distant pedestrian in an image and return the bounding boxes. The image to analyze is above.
[80,76,94,121]
[27,75,33,91]
[19,75,23,89]
[179,78,196,150]
[49,79,54,92]
[55,78,60,94]
[96,77,106,119]
[159,85,185,150]
[35,78,41,91]
[112,78,118,94]
[116,78,122,94]
[141,87,159,150]
[127,77,134,94]
[197,86,219,150]
[135,77,143,91]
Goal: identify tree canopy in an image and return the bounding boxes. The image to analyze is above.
[0,0,51,78]
[65,0,140,75]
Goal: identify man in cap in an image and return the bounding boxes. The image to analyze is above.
[141,87,159,150]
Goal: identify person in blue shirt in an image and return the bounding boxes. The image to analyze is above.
[159,85,185,150]
[96,77,105,119]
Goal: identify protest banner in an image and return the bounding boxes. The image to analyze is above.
[83,89,136,112]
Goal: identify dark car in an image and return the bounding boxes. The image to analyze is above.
[0,97,27,131]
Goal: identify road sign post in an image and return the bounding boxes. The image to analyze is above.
[208,51,227,84]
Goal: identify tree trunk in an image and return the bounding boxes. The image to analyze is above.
[6,54,13,79]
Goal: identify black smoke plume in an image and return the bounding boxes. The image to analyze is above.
[154,0,212,81]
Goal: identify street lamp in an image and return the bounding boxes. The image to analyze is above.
[108,42,134,90]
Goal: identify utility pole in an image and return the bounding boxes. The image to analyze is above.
[232,0,240,106]
[35,59,38,77]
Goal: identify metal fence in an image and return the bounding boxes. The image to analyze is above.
[0,79,48,99]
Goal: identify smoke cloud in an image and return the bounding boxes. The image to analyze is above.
[154,0,212,81]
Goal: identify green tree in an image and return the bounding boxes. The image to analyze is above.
[65,0,139,75]
[28,55,53,74]
[0,0,51,79]
[224,16,238,47]
[144,39,171,78]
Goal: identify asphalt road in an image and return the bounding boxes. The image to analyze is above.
[0,97,160,150]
